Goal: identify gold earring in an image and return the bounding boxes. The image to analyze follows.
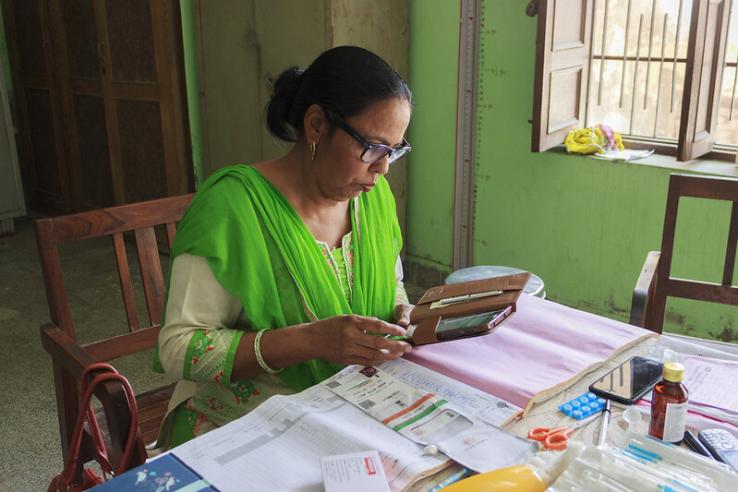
[310,141,317,161]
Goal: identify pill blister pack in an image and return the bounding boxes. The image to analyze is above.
[559,392,606,420]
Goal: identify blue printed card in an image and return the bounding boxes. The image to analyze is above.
[92,453,217,491]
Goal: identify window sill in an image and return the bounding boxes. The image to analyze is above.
[616,152,738,178]
[549,146,738,178]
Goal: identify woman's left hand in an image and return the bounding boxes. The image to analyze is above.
[393,303,414,327]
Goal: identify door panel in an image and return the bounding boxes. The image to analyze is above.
[61,1,99,79]
[74,94,114,207]
[106,0,157,83]
[13,1,45,74]
[117,99,167,203]
[24,88,64,204]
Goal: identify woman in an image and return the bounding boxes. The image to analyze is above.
[155,46,415,447]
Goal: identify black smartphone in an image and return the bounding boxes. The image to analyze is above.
[435,306,513,341]
[589,356,663,404]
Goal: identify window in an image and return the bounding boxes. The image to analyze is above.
[531,0,737,161]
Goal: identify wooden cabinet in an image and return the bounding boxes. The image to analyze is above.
[2,0,193,213]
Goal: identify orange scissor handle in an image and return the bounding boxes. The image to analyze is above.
[544,430,573,450]
[527,426,566,441]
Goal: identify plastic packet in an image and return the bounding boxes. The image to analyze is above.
[547,434,738,491]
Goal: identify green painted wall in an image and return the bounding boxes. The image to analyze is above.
[408,0,737,342]
[180,0,205,186]
[407,0,458,271]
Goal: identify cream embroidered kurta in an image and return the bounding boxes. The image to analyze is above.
[157,235,408,443]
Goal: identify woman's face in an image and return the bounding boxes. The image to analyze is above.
[312,97,411,201]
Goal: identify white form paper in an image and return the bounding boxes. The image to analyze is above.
[379,358,522,427]
[323,364,537,473]
[683,355,738,413]
[172,385,449,492]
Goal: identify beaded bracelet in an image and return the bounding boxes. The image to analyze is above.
[254,330,283,374]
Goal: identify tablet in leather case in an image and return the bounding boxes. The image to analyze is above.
[408,272,530,345]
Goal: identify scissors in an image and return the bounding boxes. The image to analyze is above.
[527,412,601,450]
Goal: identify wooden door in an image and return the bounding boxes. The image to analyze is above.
[3,0,193,213]
[92,0,192,205]
[2,0,71,212]
[52,0,114,210]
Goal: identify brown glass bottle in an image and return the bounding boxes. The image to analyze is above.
[649,362,689,444]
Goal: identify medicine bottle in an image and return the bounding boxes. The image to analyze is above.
[648,362,689,443]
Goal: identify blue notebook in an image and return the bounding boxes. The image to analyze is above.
[92,453,217,491]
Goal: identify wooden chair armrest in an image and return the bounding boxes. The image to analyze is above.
[40,324,147,469]
[41,323,97,378]
[630,251,661,327]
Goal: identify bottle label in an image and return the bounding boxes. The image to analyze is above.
[663,401,688,442]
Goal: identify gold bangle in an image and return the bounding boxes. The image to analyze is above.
[254,330,283,374]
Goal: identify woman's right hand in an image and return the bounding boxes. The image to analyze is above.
[306,315,412,366]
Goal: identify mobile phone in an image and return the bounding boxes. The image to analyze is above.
[589,356,663,405]
[697,428,738,472]
[435,306,513,341]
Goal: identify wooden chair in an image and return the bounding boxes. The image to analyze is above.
[630,173,738,333]
[35,193,193,476]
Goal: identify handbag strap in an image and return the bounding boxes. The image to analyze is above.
[53,363,140,490]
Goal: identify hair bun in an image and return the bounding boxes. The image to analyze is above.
[266,67,305,142]
[272,67,304,97]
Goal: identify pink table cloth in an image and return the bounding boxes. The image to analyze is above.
[407,294,655,412]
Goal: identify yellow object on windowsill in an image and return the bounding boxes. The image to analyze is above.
[564,125,624,155]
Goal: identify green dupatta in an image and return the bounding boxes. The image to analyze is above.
[154,164,402,391]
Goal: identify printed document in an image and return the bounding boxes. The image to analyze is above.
[682,355,738,413]
[379,358,521,426]
[171,359,532,490]
[172,385,449,492]
[324,361,536,473]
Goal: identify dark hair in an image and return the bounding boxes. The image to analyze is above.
[266,46,412,142]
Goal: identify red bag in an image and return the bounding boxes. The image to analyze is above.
[49,363,139,491]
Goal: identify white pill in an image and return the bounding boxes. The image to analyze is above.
[424,444,438,455]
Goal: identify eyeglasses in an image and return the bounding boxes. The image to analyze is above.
[325,109,412,164]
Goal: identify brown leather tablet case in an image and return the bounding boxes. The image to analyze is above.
[409,272,530,345]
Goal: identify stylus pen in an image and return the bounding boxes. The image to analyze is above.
[683,429,715,460]
[598,399,612,446]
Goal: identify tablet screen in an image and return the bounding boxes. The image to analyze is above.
[435,309,506,339]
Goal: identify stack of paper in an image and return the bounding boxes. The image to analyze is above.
[172,385,448,492]
[640,355,738,426]
[406,294,655,413]
[325,363,536,473]
[681,355,738,425]
[171,359,534,491]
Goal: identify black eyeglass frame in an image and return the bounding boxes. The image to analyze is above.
[324,109,412,164]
